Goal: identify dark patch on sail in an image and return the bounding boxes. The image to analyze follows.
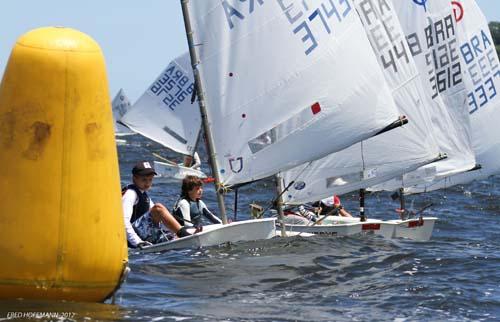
[23,121,51,160]
[162,126,187,144]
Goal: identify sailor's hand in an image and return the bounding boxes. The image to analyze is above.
[137,241,153,249]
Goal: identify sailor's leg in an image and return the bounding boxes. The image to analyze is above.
[150,203,191,237]
[339,208,353,217]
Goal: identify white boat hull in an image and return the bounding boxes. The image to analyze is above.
[282,215,437,241]
[381,217,437,241]
[154,161,207,180]
[138,218,276,253]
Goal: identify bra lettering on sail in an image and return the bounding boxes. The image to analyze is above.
[120,53,201,156]
[424,15,455,47]
[423,14,462,99]
[150,62,194,111]
[404,16,460,95]
[461,29,499,114]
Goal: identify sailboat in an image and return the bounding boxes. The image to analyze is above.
[364,0,500,239]
[370,0,477,196]
[304,0,496,241]
[112,89,135,145]
[138,0,408,252]
[120,53,207,180]
[390,0,500,193]
[278,0,448,241]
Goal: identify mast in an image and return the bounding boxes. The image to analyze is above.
[233,188,238,222]
[359,141,367,222]
[359,188,366,222]
[275,175,287,237]
[399,187,406,220]
[181,0,227,224]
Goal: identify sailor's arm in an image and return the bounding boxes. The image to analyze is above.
[200,200,223,224]
[339,207,352,217]
[122,189,144,247]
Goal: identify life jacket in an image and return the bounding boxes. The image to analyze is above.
[174,198,203,227]
[122,184,150,223]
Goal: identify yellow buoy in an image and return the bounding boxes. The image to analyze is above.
[0,27,128,302]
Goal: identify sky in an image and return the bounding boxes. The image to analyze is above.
[1,0,499,103]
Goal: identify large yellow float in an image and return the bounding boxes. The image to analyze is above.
[0,27,128,302]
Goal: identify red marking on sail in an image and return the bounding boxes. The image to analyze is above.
[452,1,464,22]
[362,223,380,231]
[311,102,321,115]
[408,220,424,228]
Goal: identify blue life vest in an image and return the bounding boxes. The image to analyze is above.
[174,199,203,227]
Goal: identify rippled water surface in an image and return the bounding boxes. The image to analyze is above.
[1,136,499,321]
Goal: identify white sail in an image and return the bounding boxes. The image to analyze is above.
[404,0,500,192]
[281,0,442,204]
[371,0,476,192]
[120,53,201,155]
[112,89,134,136]
[188,0,400,186]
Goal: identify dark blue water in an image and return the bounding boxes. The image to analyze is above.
[1,135,499,321]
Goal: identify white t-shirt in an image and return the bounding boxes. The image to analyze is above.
[122,188,154,247]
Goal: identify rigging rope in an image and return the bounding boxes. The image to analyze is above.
[260,161,314,216]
